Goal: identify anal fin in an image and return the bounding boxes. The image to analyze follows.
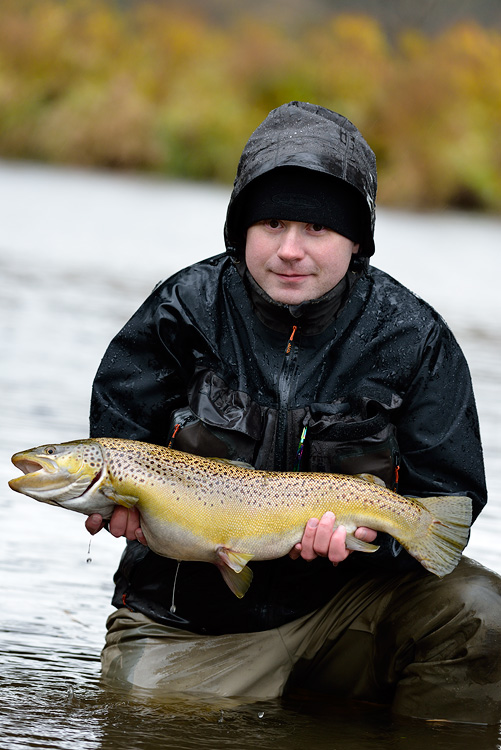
[345,533,380,553]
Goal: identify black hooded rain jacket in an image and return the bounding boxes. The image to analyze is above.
[90,102,486,635]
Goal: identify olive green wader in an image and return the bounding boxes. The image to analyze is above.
[101,557,501,724]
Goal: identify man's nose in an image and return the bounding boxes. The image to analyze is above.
[276,226,305,260]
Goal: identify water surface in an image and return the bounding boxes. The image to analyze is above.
[1,161,500,748]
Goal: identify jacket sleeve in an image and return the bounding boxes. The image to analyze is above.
[396,319,487,522]
[89,287,187,445]
[351,317,487,574]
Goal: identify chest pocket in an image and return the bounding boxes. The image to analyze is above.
[167,371,401,488]
[304,397,401,489]
[167,370,268,466]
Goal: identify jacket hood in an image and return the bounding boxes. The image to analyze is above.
[224,101,377,259]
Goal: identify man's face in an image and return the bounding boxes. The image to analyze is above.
[245,220,359,305]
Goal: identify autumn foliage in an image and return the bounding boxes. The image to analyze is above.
[1,0,500,210]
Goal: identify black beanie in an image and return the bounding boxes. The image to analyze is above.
[239,167,369,244]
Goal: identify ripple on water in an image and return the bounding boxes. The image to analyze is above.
[1,165,500,749]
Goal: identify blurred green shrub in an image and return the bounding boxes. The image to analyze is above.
[0,0,500,210]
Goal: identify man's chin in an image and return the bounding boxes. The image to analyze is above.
[271,290,316,305]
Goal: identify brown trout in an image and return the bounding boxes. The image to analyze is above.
[8,438,472,596]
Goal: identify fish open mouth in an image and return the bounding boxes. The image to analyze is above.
[13,458,45,476]
[9,453,105,502]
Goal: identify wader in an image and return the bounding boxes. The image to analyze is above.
[101,557,501,724]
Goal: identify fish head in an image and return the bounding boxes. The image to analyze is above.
[8,439,114,516]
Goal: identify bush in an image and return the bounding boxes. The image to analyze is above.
[0,0,500,210]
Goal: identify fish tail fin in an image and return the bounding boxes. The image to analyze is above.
[216,547,255,598]
[407,495,472,577]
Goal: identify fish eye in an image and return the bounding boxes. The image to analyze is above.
[45,446,57,455]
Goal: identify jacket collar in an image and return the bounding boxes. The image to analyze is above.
[237,263,361,335]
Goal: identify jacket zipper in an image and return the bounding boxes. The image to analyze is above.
[275,325,299,470]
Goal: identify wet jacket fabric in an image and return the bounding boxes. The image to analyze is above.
[90,257,487,635]
[90,101,486,635]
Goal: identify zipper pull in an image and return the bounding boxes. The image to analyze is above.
[393,452,400,491]
[167,423,181,449]
[285,325,298,355]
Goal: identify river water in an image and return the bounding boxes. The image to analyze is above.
[1,161,500,748]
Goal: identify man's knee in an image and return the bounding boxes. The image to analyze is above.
[426,557,501,643]
[439,559,501,683]
[385,557,501,640]
[363,558,501,721]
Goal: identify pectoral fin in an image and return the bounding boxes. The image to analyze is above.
[101,485,139,508]
[216,546,255,598]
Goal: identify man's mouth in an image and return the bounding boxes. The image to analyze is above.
[274,272,310,281]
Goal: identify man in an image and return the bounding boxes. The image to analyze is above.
[86,101,501,723]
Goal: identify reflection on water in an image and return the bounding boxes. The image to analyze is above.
[1,162,500,749]
[4,683,501,750]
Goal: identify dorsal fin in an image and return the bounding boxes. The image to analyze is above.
[209,457,256,470]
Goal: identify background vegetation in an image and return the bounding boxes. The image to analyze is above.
[1,0,500,210]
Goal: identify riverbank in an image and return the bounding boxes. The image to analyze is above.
[2,0,501,209]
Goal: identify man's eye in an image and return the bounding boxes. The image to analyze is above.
[311,223,325,232]
[267,219,281,228]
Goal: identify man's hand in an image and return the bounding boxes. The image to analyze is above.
[85,506,147,545]
[289,511,377,565]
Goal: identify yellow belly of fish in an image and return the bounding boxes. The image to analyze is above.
[122,471,419,563]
